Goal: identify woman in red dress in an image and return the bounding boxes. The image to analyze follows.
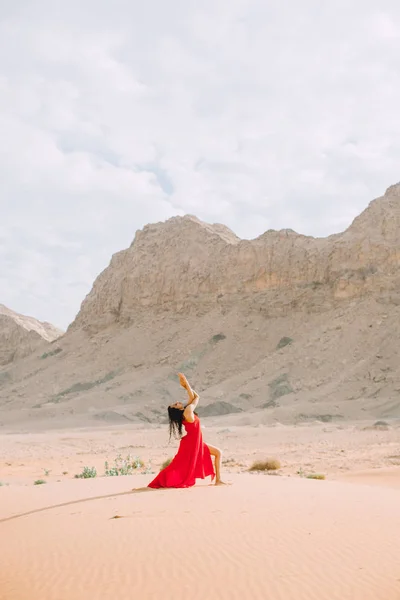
[148,373,226,488]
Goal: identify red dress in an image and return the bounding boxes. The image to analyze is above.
[148,415,215,488]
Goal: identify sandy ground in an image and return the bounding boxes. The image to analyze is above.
[1,422,400,600]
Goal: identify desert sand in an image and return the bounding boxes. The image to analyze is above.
[1,421,400,600]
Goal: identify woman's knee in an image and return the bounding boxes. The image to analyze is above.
[208,444,221,459]
[214,447,222,460]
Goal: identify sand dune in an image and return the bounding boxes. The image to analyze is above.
[1,423,400,599]
[1,474,400,600]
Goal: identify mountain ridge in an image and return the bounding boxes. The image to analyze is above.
[1,183,400,429]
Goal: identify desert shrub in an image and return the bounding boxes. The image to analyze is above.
[249,459,281,472]
[373,421,389,430]
[41,348,63,359]
[211,333,226,344]
[260,399,279,409]
[276,337,293,350]
[223,458,245,468]
[34,479,47,485]
[297,469,326,480]
[161,458,172,469]
[269,373,293,400]
[104,454,144,477]
[74,466,97,479]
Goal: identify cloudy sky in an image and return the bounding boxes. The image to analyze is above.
[1,1,400,329]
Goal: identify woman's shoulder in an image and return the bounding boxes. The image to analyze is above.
[183,411,198,425]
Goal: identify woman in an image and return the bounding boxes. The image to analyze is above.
[148,373,226,488]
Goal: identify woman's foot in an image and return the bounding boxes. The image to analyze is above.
[215,480,231,486]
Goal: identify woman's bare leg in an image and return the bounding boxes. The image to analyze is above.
[207,444,228,485]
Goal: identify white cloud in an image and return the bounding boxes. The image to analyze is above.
[1,0,400,328]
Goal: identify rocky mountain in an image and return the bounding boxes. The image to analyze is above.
[71,184,400,332]
[0,305,62,366]
[1,184,400,430]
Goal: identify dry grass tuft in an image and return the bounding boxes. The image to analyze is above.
[249,458,281,472]
[306,473,326,480]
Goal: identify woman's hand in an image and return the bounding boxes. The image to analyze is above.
[178,373,188,390]
[178,373,198,406]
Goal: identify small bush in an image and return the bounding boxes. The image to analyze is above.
[74,466,97,479]
[363,420,390,432]
[41,348,63,359]
[34,479,47,485]
[297,469,326,480]
[276,337,293,350]
[211,333,226,344]
[249,459,281,472]
[161,458,172,469]
[223,458,245,468]
[373,420,389,430]
[269,373,293,400]
[104,454,144,477]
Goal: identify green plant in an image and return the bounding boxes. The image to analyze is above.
[44,469,51,477]
[249,459,281,472]
[210,333,226,344]
[161,458,172,469]
[297,469,326,480]
[34,479,46,485]
[276,337,293,350]
[104,454,144,477]
[268,373,293,400]
[74,466,97,479]
[41,348,63,359]
[142,465,154,475]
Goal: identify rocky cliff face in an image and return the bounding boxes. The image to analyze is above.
[1,184,400,429]
[0,305,62,366]
[71,184,400,333]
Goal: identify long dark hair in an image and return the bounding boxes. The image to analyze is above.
[168,406,184,440]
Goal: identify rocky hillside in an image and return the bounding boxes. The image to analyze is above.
[1,184,400,430]
[0,305,62,366]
